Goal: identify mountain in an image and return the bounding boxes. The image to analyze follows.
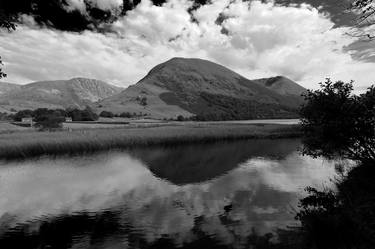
[0,78,123,111]
[253,76,306,96]
[97,57,306,119]
[0,82,21,95]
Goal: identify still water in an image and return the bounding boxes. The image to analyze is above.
[0,139,336,248]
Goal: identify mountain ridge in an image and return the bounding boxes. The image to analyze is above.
[97,57,306,119]
[0,78,123,111]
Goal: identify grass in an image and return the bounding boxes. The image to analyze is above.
[0,123,301,160]
[0,122,30,133]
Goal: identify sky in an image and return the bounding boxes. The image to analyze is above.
[0,0,374,91]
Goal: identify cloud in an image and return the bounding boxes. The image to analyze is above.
[0,150,335,243]
[64,0,87,13]
[0,0,375,90]
[64,0,123,13]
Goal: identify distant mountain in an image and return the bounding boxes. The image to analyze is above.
[97,57,306,119]
[253,76,306,96]
[0,82,21,96]
[0,78,123,111]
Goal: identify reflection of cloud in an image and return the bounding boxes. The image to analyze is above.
[0,148,336,246]
[240,153,336,193]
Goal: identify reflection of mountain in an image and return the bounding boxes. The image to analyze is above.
[0,140,335,249]
[130,139,301,185]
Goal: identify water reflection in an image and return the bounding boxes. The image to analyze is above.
[0,139,336,248]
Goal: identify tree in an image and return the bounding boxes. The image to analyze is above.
[13,109,33,121]
[0,10,17,79]
[34,112,65,130]
[119,112,132,118]
[140,96,148,107]
[99,110,114,118]
[176,115,185,121]
[350,0,375,39]
[300,78,375,163]
[81,106,98,121]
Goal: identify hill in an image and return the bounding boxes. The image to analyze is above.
[97,58,305,120]
[0,78,123,111]
[0,82,21,96]
[253,76,306,96]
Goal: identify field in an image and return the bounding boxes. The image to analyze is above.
[0,122,31,133]
[0,122,301,160]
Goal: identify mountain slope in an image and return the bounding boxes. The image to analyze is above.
[253,76,306,96]
[98,57,305,119]
[0,82,21,96]
[0,78,123,111]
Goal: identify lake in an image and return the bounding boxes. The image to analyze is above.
[0,139,336,248]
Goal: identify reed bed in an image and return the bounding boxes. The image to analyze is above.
[0,123,301,160]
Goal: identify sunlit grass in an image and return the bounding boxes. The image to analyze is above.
[0,124,301,160]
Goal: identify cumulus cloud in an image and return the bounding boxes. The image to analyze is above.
[64,0,123,14]
[0,0,374,90]
[0,150,335,243]
[64,0,87,13]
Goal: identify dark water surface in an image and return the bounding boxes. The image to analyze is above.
[0,139,335,249]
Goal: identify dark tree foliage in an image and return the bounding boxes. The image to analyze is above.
[119,112,132,118]
[0,57,6,79]
[297,79,375,249]
[352,0,375,25]
[0,9,17,79]
[350,0,375,38]
[34,112,65,130]
[99,111,114,118]
[0,112,12,120]
[176,115,185,121]
[12,109,34,121]
[193,92,299,121]
[66,107,98,121]
[139,96,148,107]
[296,162,375,249]
[300,78,375,163]
[12,107,99,122]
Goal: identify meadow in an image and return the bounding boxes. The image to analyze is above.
[0,123,301,160]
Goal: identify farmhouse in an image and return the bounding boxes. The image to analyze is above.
[21,117,33,126]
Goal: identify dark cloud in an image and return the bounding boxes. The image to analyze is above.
[0,0,212,32]
[274,0,356,27]
[1,0,93,31]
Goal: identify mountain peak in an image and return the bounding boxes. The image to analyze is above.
[98,57,305,119]
[253,75,305,95]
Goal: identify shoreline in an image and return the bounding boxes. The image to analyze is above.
[0,123,302,161]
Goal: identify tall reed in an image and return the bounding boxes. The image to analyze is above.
[0,124,301,160]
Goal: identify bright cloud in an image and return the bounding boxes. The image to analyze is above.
[0,0,374,90]
[64,0,123,13]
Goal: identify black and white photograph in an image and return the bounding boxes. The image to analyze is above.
[0,0,375,248]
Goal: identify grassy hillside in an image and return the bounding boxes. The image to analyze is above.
[0,78,123,111]
[97,57,305,119]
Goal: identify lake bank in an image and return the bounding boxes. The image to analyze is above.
[0,123,302,160]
